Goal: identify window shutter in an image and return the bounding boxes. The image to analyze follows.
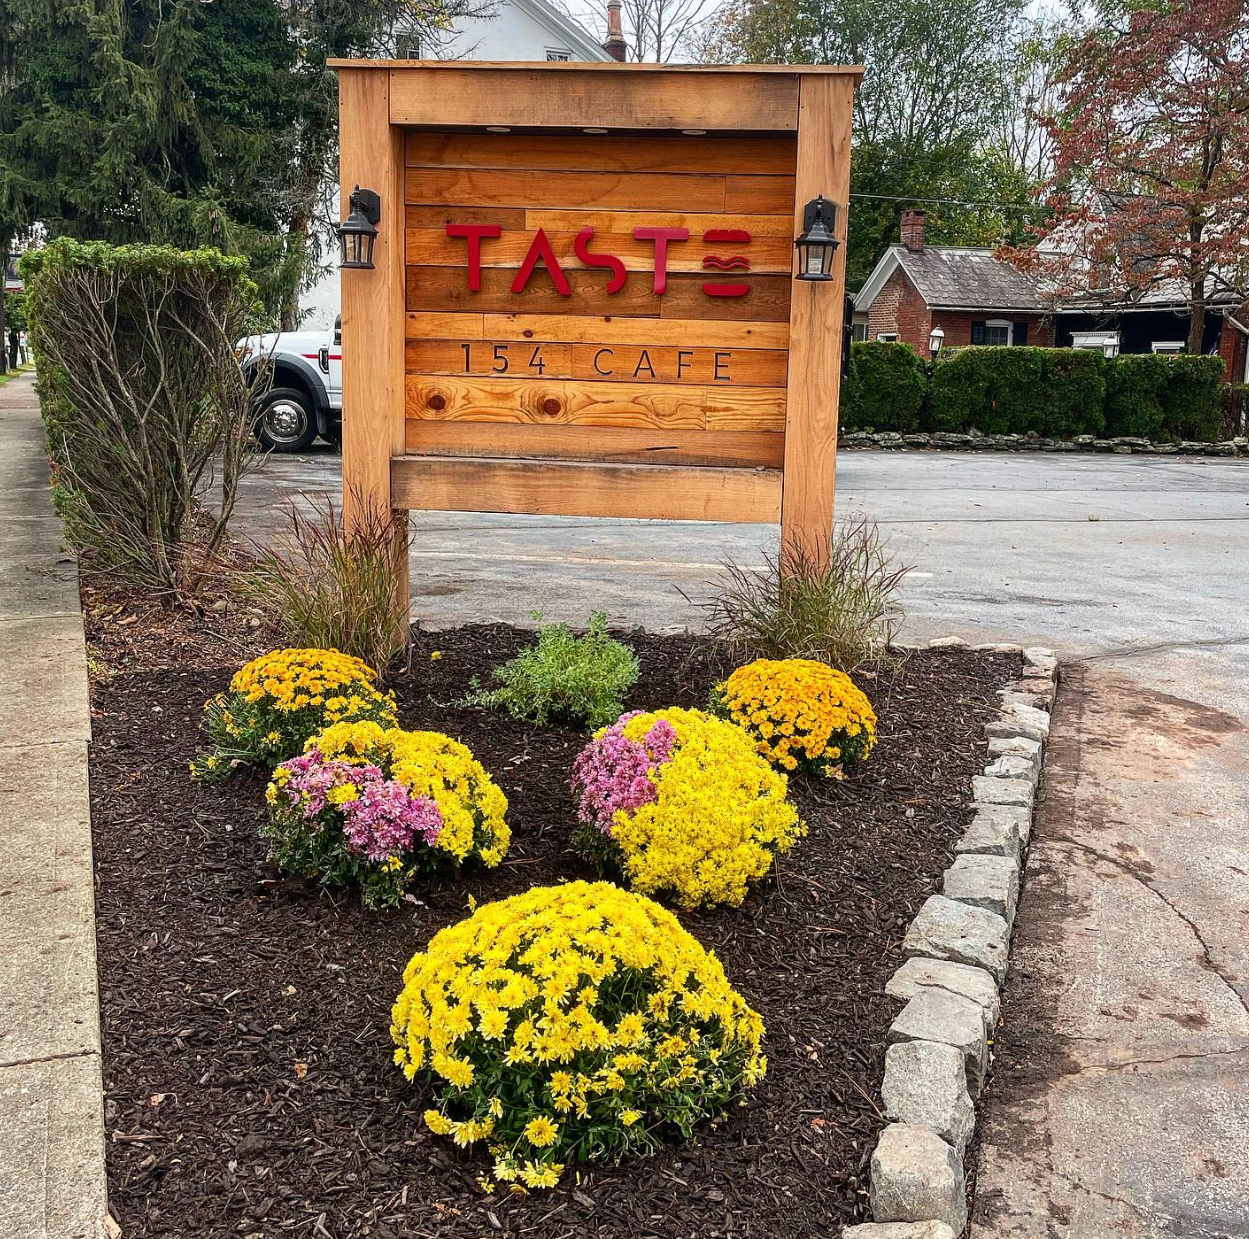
[1014,321,1029,346]
[971,321,986,345]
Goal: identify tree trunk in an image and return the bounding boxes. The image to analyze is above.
[0,229,12,374]
[279,214,310,331]
[1188,286,1206,355]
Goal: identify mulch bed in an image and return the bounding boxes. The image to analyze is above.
[89,625,1019,1238]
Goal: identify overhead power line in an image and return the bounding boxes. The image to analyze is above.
[849,192,1041,211]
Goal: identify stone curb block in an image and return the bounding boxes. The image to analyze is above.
[870,1124,967,1234]
[858,644,1057,1238]
[882,1040,975,1152]
[884,958,1001,1035]
[843,1225,956,1239]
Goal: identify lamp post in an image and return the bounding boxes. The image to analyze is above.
[337,185,381,270]
[928,325,945,359]
[794,195,840,282]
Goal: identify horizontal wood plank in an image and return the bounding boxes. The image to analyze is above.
[406,168,794,214]
[405,266,791,322]
[405,205,527,230]
[404,420,785,468]
[390,454,783,522]
[387,68,801,132]
[525,210,795,236]
[405,312,790,348]
[406,227,792,274]
[407,339,788,387]
[405,132,797,176]
[404,374,786,431]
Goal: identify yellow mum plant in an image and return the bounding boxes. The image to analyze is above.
[570,708,804,908]
[191,648,397,780]
[711,658,877,776]
[391,881,766,1189]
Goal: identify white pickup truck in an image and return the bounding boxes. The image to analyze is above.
[237,317,342,452]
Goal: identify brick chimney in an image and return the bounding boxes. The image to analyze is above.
[900,209,927,253]
[604,0,627,61]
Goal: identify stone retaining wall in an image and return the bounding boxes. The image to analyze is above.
[843,642,1059,1239]
[841,431,1249,457]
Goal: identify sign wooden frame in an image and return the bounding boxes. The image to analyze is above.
[333,60,860,604]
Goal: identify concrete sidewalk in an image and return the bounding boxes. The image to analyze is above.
[0,371,108,1239]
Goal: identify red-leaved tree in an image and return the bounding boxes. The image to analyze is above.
[1006,0,1249,353]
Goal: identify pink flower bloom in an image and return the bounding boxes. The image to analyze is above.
[571,713,677,836]
[274,747,442,862]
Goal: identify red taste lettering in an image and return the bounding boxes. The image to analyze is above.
[444,223,747,299]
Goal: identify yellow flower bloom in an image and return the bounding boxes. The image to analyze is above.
[588,708,804,908]
[391,882,766,1186]
[423,1109,454,1135]
[713,658,876,775]
[519,1161,564,1189]
[524,1116,559,1148]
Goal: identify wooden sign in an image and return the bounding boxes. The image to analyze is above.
[333,61,860,609]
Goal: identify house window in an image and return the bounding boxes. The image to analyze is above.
[876,332,898,342]
[852,322,868,342]
[983,319,1013,347]
[1151,341,1185,354]
[545,49,571,60]
[394,30,422,58]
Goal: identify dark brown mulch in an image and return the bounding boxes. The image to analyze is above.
[90,626,1019,1239]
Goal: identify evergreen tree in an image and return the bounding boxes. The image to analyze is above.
[0,1,303,320]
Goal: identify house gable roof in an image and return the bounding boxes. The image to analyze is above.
[855,244,1049,314]
[512,0,611,60]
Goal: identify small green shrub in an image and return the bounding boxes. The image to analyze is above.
[1104,354,1224,441]
[699,516,910,674]
[929,346,1104,436]
[1044,348,1106,437]
[466,612,639,728]
[21,239,261,592]
[1160,354,1224,441]
[841,341,928,433]
[1104,354,1170,438]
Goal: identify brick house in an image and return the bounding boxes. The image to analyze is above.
[854,209,1249,382]
[853,211,1053,354]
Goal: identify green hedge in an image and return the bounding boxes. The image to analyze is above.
[840,340,927,432]
[928,346,1105,437]
[1104,353,1225,440]
[841,342,1227,442]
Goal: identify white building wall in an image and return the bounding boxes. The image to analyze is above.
[301,0,609,328]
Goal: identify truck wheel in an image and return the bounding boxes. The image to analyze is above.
[255,387,318,452]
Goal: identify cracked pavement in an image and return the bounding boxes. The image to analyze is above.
[237,446,1249,1237]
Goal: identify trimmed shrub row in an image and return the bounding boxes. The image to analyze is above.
[842,342,1227,442]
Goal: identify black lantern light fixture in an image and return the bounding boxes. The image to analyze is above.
[928,325,945,358]
[338,185,382,270]
[794,195,840,282]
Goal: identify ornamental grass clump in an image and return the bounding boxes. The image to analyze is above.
[391,880,766,1189]
[466,612,639,729]
[264,721,509,906]
[239,495,412,676]
[700,517,909,675]
[570,707,804,908]
[191,648,397,779]
[711,657,877,776]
